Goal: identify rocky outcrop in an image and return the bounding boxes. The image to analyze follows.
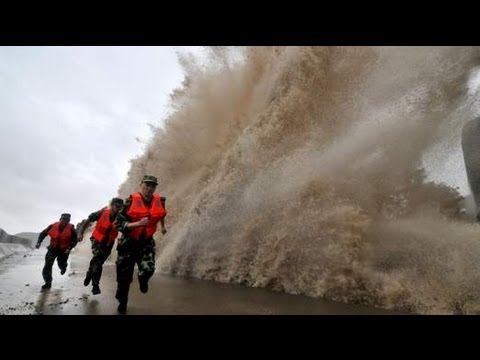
[0,228,35,260]
[0,229,34,248]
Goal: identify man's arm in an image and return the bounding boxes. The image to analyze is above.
[115,196,132,233]
[77,220,91,241]
[68,226,78,251]
[78,209,104,241]
[115,196,150,233]
[36,224,53,249]
[160,196,167,234]
[160,217,167,234]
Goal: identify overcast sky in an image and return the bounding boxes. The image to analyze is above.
[0,46,201,235]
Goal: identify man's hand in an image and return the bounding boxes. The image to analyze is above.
[137,217,149,227]
[35,242,41,249]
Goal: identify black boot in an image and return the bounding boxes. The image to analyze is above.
[117,299,127,314]
[92,284,101,295]
[41,282,51,290]
[84,272,92,286]
[116,283,128,314]
[139,276,148,294]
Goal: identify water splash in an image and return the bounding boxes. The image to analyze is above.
[119,46,480,314]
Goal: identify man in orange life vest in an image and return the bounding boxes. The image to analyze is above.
[114,175,167,314]
[35,213,78,290]
[78,197,124,295]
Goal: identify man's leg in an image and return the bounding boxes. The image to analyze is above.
[41,248,57,289]
[137,240,156,294]
[90,242,111,294]
[115,249,135,313]
[84,240,97,286]
[56,251,69,275]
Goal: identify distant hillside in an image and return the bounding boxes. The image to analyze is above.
[0,228,33,259]
[14,232,39,246]
[0,228,34,248]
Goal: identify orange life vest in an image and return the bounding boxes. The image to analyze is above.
[91,208,118,245]
[127,192,166,241]
[48,222,74,250]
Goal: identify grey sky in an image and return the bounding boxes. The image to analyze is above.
[0,46,199,235]
[1,47,478,235]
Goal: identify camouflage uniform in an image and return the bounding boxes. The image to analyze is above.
[114,186,166,312]
[79,208,117,290]
[88,239,114,287]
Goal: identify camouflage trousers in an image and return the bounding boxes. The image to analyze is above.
[86,239,114,287]
[42,246,69,284]
[115,237,156,302]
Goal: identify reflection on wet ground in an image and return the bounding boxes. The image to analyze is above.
[0,249,407,315]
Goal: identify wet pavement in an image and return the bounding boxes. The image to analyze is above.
[0,246,407,315]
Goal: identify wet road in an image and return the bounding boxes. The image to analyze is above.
[0,245,407,315]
